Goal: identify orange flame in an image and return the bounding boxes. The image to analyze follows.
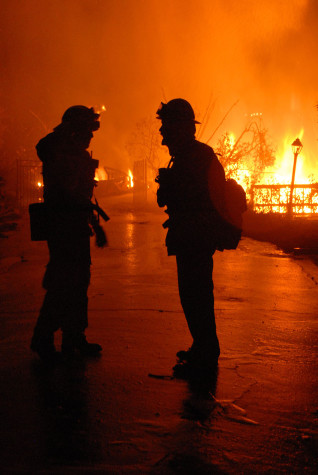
[95,168,108,182]
[229,129,318,214]
[128,169,134,187]
[254,130,318,214]
[262,130,307,185]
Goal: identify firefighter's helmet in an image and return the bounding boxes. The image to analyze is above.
[61,105,100,131]
[156,99,200,124]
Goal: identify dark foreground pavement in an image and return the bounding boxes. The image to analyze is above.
[0,204,317,474]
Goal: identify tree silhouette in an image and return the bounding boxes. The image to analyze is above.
[215,117,276,195]
[126,117,168,179]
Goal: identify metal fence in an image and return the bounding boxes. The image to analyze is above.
[16,159,43,210]
[251,184,318,215]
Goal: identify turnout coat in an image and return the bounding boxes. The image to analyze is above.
[157,139,226,255]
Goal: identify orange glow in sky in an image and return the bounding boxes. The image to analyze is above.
[1,0,317,177]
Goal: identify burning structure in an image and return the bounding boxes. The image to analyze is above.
[213,116,318,217]
[94,166,134,196]
[251,136,318,216]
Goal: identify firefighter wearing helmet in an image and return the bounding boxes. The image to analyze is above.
[155,98,226,376]
[31,105,103,361]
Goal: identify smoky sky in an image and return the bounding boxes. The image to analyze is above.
[1,0,317,172]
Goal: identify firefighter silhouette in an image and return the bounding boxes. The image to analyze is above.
[156,99,226,376]
[31,106,103,361]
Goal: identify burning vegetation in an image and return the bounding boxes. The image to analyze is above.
[215,122,318,216]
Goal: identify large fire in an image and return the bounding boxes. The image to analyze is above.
[262,130,306,186]
[231,130,318,215]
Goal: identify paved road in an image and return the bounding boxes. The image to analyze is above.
[0,209,317,473]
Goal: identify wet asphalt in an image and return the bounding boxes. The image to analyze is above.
[0,201,317,474]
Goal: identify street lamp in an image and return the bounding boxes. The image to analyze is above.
[288,138,303,216]
[291,138,303,156]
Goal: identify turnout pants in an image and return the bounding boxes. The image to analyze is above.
[32,213,91,343]
[176,252,220,362]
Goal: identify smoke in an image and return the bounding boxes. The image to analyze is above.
[1,0,317,174]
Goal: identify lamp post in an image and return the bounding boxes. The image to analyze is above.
[288,138,303,216]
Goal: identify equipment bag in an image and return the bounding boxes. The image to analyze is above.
[29,202,48,241]
[217,178,247,251]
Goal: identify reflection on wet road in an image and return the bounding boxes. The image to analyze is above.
[0,211,317,473]
[89,212,318,473]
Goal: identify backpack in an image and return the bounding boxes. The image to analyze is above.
[216,178,247,251]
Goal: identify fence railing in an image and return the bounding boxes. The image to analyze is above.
[251,184,318,215]
[16,160,43,210]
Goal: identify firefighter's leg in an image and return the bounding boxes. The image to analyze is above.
[61,252,102,357]
[176,252,220,365]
